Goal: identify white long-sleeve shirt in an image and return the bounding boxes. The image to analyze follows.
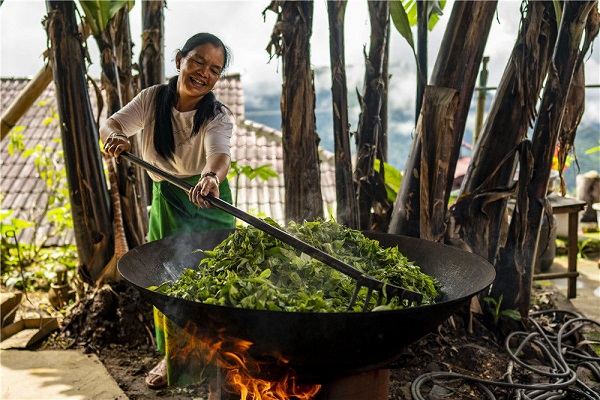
[99,85,233,182]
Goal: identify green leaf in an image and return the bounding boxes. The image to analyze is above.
[391,0,415,49]
[1,225,15,236]
[10,218,35,230]
[227,161,278,182]
[374,160,402,202]
[427,1,446,30]
[501,309,521,321]
[584,141,600,154]
[553,0,562,30]
[401,0,417,26]
[399,0,446,30]
[79,0,131,35]
[149,281,173,293]
[22,149,35,158]
[482,297,497,306]
[254,165,279,181]
[0,209,14,220]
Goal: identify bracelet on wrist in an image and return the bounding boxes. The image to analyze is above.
[109,132,128,140]
[200,171,220,186]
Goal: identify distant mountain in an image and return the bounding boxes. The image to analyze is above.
[245,87,599,195]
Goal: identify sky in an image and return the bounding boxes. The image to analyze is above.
[1,0,599,159]
[2,1,596,91]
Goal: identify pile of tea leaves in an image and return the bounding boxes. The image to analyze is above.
[152,219,441,312]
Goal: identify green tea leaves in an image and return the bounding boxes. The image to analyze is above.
[156,219,441,312]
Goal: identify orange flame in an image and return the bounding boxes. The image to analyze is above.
[177,321,321,400]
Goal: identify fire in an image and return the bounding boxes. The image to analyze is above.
[175,321,322,399]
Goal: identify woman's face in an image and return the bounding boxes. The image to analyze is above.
[176,43,225,107]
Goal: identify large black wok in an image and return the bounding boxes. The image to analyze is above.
[118,230,495,382]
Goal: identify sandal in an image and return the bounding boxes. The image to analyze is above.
[145,358,167,389]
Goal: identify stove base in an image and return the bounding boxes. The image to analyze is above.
[212,368,390,400]
[316,369,389,400]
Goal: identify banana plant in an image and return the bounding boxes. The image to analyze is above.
[390,0,446,61]
[78,0,133,35]
[79,0,149,252]
[391,0,446,122]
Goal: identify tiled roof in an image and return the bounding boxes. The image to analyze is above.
[231,119,336,223]
[213,73,245,122]
[1,77,82,247]
[1,75,336,246]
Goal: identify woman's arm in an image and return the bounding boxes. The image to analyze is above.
[100,87,154,158]
[189,153,231,207]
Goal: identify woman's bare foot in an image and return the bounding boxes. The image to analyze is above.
[145,358,167,389]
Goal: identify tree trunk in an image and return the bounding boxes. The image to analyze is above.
[355,0,390,231]
[95,31,123,117]
[452,0,558,263]
[389,1,497,238]
[114,7,136,104]
[138,0,165,208]
[139,0,165,89]
[373,19,391,234]
[415,0,428,122]
[556,61,585,195]
[327,0,358,229]
[89,7,147,257]
[97,156,129,285]
[266,1,323,223]
[490,0,597,317]
[419,86,459,243]
[45,0,113,283]
[113,6,149,248]
[380,21,390,161]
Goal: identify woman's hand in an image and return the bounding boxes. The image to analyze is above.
[190,172,220,208]
[103,132,131,159]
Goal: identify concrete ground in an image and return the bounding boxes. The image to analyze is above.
[542,254,600,323]
[0,349,127,399]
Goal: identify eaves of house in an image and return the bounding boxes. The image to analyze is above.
[0,74,336,246]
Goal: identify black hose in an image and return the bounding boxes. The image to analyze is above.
[411,309,600,400]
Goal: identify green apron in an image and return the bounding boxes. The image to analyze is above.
[149,176,234,386]
[148,175,234,242]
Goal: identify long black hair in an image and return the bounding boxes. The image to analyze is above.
[153,33,232,159]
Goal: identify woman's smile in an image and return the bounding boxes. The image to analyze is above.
[189,76,207,87]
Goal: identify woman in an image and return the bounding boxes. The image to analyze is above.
[101,32,235,390]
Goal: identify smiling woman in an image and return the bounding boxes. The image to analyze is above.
[99,32,236,392]
[175,43,226,111]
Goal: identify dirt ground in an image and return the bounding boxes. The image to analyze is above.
[30,280,597,400]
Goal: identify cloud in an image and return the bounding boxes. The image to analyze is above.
[1,0,598,130]
[0,1,49,77]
